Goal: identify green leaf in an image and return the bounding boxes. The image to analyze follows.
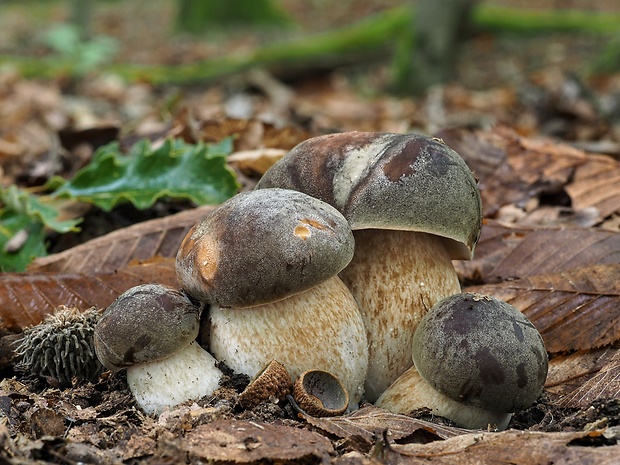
[0,185,81,234]
[49,138,239,212]
[0,185,81,271]
[0,211,47,272]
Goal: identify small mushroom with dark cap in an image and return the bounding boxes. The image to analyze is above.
[94,284,223,415]
[175,188,368,409]
[375,293,548,430]
[256,132,483,401]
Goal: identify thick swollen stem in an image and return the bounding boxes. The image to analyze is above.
[339,229,461,402]
[208,276,368,410]
[126,341,223,416]
[375,365,512,431]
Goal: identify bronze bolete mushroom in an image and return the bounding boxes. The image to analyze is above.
[376,293,548,430]
[175,188,368,409]
[94,284,223,415]
[256,132,482,401]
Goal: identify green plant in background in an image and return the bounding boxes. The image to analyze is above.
[0,186,81,272]
[44,23,119,76]
[589,32,620,74]
[0,138,239,272]
[176,0,293,35]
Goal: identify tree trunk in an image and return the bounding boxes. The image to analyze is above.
[392,0,478,95]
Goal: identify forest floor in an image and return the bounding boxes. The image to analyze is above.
[0,1,619,464]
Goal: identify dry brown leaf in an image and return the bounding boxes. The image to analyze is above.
[228,148,287,176]
[179,115,308,151]
[455,221,620,284]
[28,206,213,274]
[0,257,176,333]
[566,153,620,219]
[466,264,620,353]
[391,430,620,465]
[184,419,334,463]
[555,347,620,408]
[546,345,619,401]
[304,405,469,447]
[437,126,587,217]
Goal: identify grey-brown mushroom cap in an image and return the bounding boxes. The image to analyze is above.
[255,132,482,259]
[175,188,355,308]
[93,284,200,371]
[412,293,549,413]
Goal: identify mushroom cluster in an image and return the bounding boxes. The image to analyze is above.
[256,131,483,401]
[176,188,368,410]
[92,131,548,427]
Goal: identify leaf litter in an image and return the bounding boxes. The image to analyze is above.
[1,0,620,463]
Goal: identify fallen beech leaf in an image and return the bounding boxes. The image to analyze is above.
[28,206,213,274]
[546,345,619,400]
[185,116,308,151]
[184,419,333,463]
[566,153,620,218]
[0,257,176,333]
[466,264,620,353]
[455,222,620,284]
[228,148,287,176]
[392,430,620,464]
[455,220,527,284]
[304,405,468,447]
[438,126,587,216]
[555,347,620,408]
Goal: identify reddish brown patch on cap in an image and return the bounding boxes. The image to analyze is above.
[382,138,424,182]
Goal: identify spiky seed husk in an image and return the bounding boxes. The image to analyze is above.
[14,306,103,387]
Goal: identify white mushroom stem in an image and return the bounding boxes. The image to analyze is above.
[208,276,368,411]
[126,341,223,416]
[375,365,512,431]
[339,229,461,402]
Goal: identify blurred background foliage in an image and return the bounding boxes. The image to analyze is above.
[0,0,619,93]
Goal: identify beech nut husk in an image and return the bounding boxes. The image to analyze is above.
[238,360,293,409]
[292,369,349,417]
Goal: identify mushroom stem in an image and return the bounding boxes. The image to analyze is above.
[126,341,223,416]
[208,276,368,410]
[375,366,512,431]
[339,229,461,402]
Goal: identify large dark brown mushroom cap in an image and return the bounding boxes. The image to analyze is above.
[412,293,548,413]
[176,188,355,308]
[93,284,200,371]
[256,132,482,259]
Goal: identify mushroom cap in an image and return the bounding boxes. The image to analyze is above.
[176,188,354,308]
[256,132,482,259]
[94,284,200,371]
[412,293,548,413]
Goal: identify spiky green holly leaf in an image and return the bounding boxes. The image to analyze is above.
[48,138,239,211]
